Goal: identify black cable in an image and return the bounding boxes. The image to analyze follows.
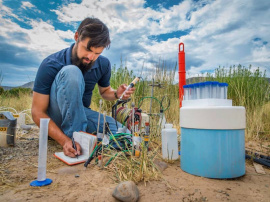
[160,96,170,111]
[245,154,270,168]
[84,134,133,168]
[245,150,270,160]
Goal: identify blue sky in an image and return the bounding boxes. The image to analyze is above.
[0,0,269,86]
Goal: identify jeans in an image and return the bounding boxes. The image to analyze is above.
[47,65,121,138]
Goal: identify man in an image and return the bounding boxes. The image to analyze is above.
[32,18,134,158]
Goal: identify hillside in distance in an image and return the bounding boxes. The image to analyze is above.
[1,81,34,91]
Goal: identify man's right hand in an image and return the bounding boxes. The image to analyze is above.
[63,139,81,158]
[32,92,82,158]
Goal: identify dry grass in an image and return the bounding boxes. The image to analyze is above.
[0,93,33,123]
[246,101,270,140]
[1,75,269,185]
[105,137,163,184]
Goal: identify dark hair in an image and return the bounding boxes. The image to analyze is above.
[77,18,110,49]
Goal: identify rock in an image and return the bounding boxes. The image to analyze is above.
[153,159,168,172]
[75,174,80,178]
[20,124,32,131]
[58,167,79,175]
[5,155,13,160]
[112,181,140,202]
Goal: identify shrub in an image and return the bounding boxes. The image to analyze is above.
[2,87,32,97]
[206,65,270,111]
[206,65,270,139]
[0,86,4,95]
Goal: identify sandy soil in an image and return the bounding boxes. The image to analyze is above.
[0,127,270,202]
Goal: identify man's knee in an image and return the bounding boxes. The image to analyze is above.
[59,65,82,79]
[56,65,84,87]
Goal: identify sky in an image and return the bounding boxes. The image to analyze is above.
[0,0,270,87]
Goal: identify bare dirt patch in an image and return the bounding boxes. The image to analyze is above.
[1,128,270,202]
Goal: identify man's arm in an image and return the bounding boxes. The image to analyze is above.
[31,92,81,157]
[98,84,135,101]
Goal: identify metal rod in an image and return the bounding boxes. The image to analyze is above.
[97,99,102,135]
[149,78,154,115]
[101,111,107,168]
[131,102,135,156]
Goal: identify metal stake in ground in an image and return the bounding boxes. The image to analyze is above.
[97,99,102,136]
[101,111,107,168]
[148,79,164,124]
[131,102,135,156]
[149,78,154,118]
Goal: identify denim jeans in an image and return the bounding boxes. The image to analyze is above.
[47,65,121,138]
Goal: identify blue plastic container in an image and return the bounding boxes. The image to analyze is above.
[181,128,245,178]
[180,105,246,179]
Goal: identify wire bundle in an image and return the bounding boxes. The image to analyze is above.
[84,133,132,168]
[115,106,141,131]
[116,107,131,124]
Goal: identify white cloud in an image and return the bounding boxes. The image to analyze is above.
[176,0,270,77]
[251,46,270,63]
[50,0,270,79]
[0,1,22,21]
[26,20,73,57]
[21,1,35,10]
[51,0,195,37]
[1,0,270,87]
[0,16,74,59]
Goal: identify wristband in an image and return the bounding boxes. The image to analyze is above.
[114,91,119,99]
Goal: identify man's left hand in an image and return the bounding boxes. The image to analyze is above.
[116,84,135,100]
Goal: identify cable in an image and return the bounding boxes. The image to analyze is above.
[137,96,171,113]
[0,107,18,114]
[160,96,170,112]
[245,150,270,160]
[84,133,133,168]
[245,154,270,168]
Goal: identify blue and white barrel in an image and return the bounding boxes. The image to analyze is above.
[180,105,246,178]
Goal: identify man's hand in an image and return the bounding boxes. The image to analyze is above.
[63,139,82,158]
[32,92,82,157]
[116,84,135,100]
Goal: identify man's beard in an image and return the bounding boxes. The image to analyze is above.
[71,47,95,74]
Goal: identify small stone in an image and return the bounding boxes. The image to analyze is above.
[75,174,80,178]
[153,159,168,172]
[5,155,13,160]
[20,124,32,131]
[202,197,208,201]
[112,181,140,202]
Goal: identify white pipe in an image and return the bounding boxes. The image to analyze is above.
[37,118,50,181]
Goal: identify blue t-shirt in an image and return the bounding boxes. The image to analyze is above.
[33,43,111,107]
